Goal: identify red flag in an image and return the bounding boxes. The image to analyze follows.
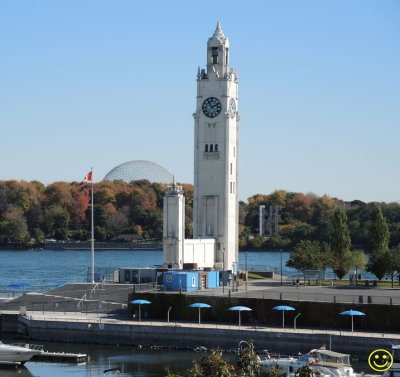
[81,170,93,184]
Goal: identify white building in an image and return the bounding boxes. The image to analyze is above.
[163,23,239,271]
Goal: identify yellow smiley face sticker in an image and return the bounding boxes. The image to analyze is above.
[368,349,393,372]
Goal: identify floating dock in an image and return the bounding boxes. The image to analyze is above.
[0,361,22,368]
[33,351,87,363]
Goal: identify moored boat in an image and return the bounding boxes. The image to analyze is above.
[0,341,43,366]
[258,348,356,377]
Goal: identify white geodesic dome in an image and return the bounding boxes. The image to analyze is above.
[104,160,173,184]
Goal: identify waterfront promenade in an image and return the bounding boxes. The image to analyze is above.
[1,308,399,358]
[2,277,400,355]
[3,277,400,312]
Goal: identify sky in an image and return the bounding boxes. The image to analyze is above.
[1,1,399,203]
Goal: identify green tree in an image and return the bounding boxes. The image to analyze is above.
[286,240,322,282]
[385,247,400,288]
[367,203,390,279]
[186,349,235,377]
[330,207,352,279]
[350,249,366,286]
[236,342,261,377]
[296,365,313,377]
[0,209,30,244]
[266,365,281,377]
[369,203,390,253]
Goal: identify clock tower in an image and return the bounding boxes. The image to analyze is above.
[193,23,239,270]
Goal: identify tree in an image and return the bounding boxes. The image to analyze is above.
[367,203,390,279]
[267,365,281,377]
[369,203,390,253]
[350,250,366,286]
[0,209,30,244]
[236,342,261,377]
[286,240,322,282]
[385,247,400,288]
[296,365,313,377]
[330,207,352,279]
[186,349,235,377]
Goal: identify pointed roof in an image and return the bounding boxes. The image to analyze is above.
[213,21,225,39]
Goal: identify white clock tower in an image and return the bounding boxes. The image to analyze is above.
[193,22,239,270]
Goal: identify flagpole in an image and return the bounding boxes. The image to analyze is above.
[91,168,95,283]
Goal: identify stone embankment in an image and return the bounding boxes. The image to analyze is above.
[1,311,399,359]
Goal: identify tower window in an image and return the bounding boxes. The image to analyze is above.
[233,146,236,157]
[205,144,209,152]
[210,144,214,152]
[215,144,218,152]
[226,48,229,66]
[212,47,218,64]
[230,163,232,175]
[230,182,233,194]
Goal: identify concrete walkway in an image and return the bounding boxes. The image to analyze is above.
[188,278,400,305]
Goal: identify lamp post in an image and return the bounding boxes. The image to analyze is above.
[245,250,248,291]
[167,306,172,324]
[294,313,301,330]
[280,249,283,286]
[223,248,225,294]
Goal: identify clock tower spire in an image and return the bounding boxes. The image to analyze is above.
[193,23,239,271]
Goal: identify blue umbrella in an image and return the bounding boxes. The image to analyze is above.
[228,306,252,327]
[130,299,151,322]
[189,303,212,324]
[7,282,31,293]
[273,305,295,328]
[340,309,365,333]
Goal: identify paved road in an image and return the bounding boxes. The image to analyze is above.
[188,278,400,305]
[2,278,400,317]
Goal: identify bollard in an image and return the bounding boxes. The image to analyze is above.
[280,293,282,300]
[359,296,363,304]
[368,296,372,304]
[229,290,231,298]
[333,296,336,303]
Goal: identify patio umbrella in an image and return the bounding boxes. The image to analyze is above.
[7,282,31,293]
[130,299,151,322]
[188,303,212,324]
[228,306,252,327]
[340,309,365,333]
[273,305,295,328]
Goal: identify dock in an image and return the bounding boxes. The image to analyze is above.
[33,351,87,363]
[0,361,22,368]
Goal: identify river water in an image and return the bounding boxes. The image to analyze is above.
[0,249,294,296]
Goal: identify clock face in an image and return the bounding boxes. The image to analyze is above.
[228,98,236,118]
[202,97,222,118]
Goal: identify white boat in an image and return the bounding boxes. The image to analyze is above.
[383,344,400,377]
[0,341,43,366]
[258,348,356,377]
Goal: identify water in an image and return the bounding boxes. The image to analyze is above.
[0,249,294,296]
[0,340,373,377]
[0,341,223,377]
[0,249,375,296]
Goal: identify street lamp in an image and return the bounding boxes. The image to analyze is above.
[223,248,225,294]
[167,306,172,324]
[245,251,248,291]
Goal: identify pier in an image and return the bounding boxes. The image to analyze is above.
[33,350,87,363]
